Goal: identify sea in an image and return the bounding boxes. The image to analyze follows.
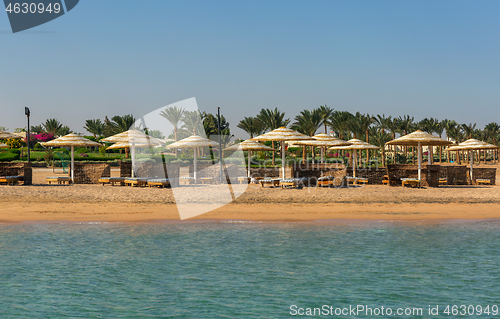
[1,220,499,318]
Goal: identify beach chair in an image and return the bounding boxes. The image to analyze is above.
[147,178,171,188]
[382,175,389,185]
[280,178,307,189]
[0,175,23,186]
[475,179,491,186]
[438,178,447,186]
[401,178,420,188]
[179,176,194,185]
[346,176,368,186]
[317,176,334,187]
[238,177,251,184]
[259,178,281,188]
[124,177,149,187]
[200,177,218,185]
[98,177,125,186]
[46,176,71,185]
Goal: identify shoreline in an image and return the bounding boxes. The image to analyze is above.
[1,202,500,223]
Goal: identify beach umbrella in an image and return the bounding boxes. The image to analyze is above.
[0,131,22,139]
[253,127,313,179]
[41,133,102,183]
[386,130,452,181]
[166,135,220,183]
[447,139,499,182]
[329,139,379,178]
[287,133,350,163]
[102,129,164,177]
[224,139,276,177]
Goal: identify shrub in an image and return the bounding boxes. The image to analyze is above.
[0,152,20,161]
[76,147,89,154]
[34,142,43,150]
[6,138,25,148]
[10,149,21,155]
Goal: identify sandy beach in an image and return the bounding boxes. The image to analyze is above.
[0,166,498,223]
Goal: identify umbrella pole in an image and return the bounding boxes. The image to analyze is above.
[194,147,197,184]
[131,144,136,178]
[353,150,357,178]
[248,151,251,178]
[321,147,324,164]
[281,141,285,179]
[71,145,74,183]
[418,142,422,181]
[470,150,473,184]
[428,146,431,165]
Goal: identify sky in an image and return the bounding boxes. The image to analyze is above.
[0,0,499,139]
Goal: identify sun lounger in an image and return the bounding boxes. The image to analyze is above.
[124,177,150,187]
[476,179,491,185]
[46,176,71,185]
[280,178,307,189]
[346,176,368,185]
[317,176,334,187]
[0,175,23,186]
[238,177,251,184]
[401,178,420,188]
[200,177,218,185]
[259,178,281,188]
[439,178,447,185]
[382,175,389,185]
[98,177,125,186]
[147,178,171,188]
[179,176,194,185]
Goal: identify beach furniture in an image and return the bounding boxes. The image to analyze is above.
[280,178,306,189]
[238,177,251,184]
[98,177,126,186]
[259,178,281,188]
[439,178,447,185]
[124,177,149,187]
[179,176,194,185]
[317,176,335,187]
[401,178,420,188]
[0,175,23,186]
[346,176,368,186]
[200,177,218,185]
[475,179,491,185]
[382,175,389,185]
[46,176,72,184]
[147,178,171,188]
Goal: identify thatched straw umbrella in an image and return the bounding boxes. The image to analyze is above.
[447,139,499,182]
[41,133,102,183]
[253,127,313,179]
[166,135,220,183]
[224,140,276,177]
[329,139,379,178]
[386,130,452,181]
[0,131,22,139]
[287,133,350,163]
[0,143,9,149]
[102,129,164,177]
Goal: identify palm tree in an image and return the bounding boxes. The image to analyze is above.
[385,117,401,164]
[105,114,136,136]
[370,130,392,167]
[182,110,205,135]
[355,113,375,163]
[43,119,63,134]
[58,126,72,136]
[237,117,263,138]
[398,115,414,163]
[484,122,500,162]
[318,105,334,134]
[160,106,185,142]
[84,119,105,138]
[292,109,323,161]
[461,123,476,139]
[327,111,353,140]
[256,108,290,165]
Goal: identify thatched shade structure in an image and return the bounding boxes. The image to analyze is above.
[287,133,350,163]
[0,131,22,139]
[447,139,499,181]
[41,133,102,182]
[224,140,276,177]
[166,135,220,183]
[0,143,9,149]
[253,127,313,179]
[386,130,452,181]
[329,139,380,178]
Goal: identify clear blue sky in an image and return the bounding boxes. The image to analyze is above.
[1,0,499,138]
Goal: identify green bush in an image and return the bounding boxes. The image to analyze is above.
[10,149,21,155]
[34,143,43,150]
[0,152,20,161]
[76,147,89,154]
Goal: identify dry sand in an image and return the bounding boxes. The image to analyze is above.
[0,166,499,223]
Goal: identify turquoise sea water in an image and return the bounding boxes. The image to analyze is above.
[1,221,500,318]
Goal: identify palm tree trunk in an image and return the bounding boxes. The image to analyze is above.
[174,130,178,157]
[302,145,306,162]
[272,141,275,165]
[382,149,386,167]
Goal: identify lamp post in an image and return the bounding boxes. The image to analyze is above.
[25,107,30,163]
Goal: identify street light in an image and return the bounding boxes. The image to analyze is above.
[25,107,30,163]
